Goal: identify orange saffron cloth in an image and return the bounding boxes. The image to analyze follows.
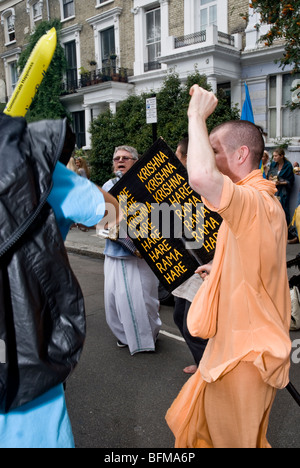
[166,170,291,448]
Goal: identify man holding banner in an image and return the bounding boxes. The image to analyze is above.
[166,86,291,448]
[102,146,162,355]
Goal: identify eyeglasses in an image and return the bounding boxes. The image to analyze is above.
[113,156,135,162]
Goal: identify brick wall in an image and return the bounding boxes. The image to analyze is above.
[228,0,248,34]
[169,0,184,38]
[117,0,134,70]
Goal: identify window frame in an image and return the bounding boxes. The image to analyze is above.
[10,61,18,91]
[100,26,116,65]
[96,0,114,8]
[86,7,122,69]
[268,73,300,140]
[59,0,75,22]
[64,40,78,90]
[32,1,42,21]
[72,110,86,149]
[145,6,161,65]
[27,0,43,29]
[199,0,217,31]
[184,0,228,36]
[1,50,22,99]
[60,23,82,91]
[1,9,16,45]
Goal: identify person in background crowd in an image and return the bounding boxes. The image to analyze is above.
[261,151,270,177]
[72,155,93,231]
[67,155,77,173]
[102,145,162,355]
[267,148,294,225]
[172,137,208,374]
[294,162,300,207]
[288,162,300,244]
[175,137,188,167]
[75,156,90,179]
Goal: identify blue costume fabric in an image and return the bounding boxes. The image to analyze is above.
[0,163,105,448]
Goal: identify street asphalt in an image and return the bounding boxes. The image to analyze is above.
[64,228,300,449]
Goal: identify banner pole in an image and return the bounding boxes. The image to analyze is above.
[286,382,300,407]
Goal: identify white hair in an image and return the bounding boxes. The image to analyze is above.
[113,145,139,160]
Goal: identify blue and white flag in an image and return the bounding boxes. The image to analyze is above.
[241,83,265,176]
[241,82,254,123]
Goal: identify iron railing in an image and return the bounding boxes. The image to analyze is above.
[144,61,162,72]
[61,66,132,95]
[175,30,206,49]
[174,30,235,49]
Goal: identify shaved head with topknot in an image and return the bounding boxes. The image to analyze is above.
[210,120,265,170]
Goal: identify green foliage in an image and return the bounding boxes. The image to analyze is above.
[90,69,240,186]
[208,89,241,133]
[249,0,300,73]
[246,1,300,110]
[90,110,125,184]
[18,19,69,122]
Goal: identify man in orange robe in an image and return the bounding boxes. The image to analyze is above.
[166,86,291,448]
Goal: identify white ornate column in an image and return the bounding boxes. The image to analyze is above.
[207,75,217,94]
[113,10,121,66]
[108,101,117,115]
[131,6,143,76]
[159,0,169,57]
[83,104,92,149]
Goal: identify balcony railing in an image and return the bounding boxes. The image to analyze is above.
[175,31,206,49]
[174,29,235,49]
[218,31,235,46]
[61,66,132,95]
[144,61,162,72]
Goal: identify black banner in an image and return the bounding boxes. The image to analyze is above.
[109,138,222,292]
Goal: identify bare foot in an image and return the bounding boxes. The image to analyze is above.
[183,365,197,374]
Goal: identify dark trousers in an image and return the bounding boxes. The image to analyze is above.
[173,297,208,366]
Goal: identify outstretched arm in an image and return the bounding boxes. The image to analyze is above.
[97,187,123,229]
[187,85,224,209]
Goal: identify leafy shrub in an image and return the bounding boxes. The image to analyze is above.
[17,19,69,122]
[90,68,240,186]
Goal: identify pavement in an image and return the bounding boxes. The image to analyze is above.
[65,227,300,449]
[65,226,106,259]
